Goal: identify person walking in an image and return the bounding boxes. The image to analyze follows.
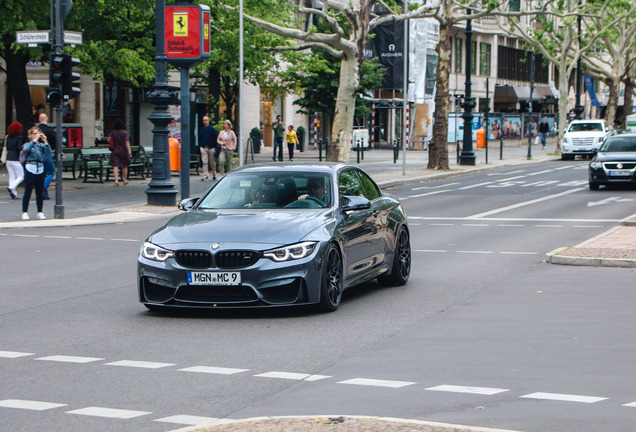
[198,115,218,181]
[21,126,52,220]
[272,115,284,161]
[108,119,132,186]
[38,113,56,200]
[217,120,237,175]
[285,125,299,161]
[539,116,549,149]
[5,121,25,199]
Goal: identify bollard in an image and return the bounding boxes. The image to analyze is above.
[393,139,399,163]
[318,139,323,162]
[356,139,360,163]
[361,138,364,161]
[500,134,503,160]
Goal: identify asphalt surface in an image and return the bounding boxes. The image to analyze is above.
[2,141,635,432]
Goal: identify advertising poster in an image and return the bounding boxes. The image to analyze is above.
[502,116,522,139]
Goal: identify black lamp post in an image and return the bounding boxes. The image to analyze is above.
[146,0,178,206]
[573,8,584,120]
[460,8,476,166]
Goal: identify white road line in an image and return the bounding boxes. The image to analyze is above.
[573,225,603,228]
[338,378,416,388]
[254,371,312,380]
[0,399,67,411]
[457,251,493,254]
[536,225,563,228]
[155,415,220,425]
[623,401,636,407]
[412,182,460,191]
[462,223,490,227]
[414,250,448,253]
[499,252,538,255]
[43,235,72,239]
[110,238,139,242]
[458,182,494,190]
[179,366,250,375]
[105,360,175,369]
[67,406,152,419]
[36,355,104,364]
[520,392,607,404]
[76,237,104,241]
[467,188,586,219]
[304,374,331,381]
[13,234,39,238]
[408,190,453,199]
[429,223,455,226]
[0,350,33,358]
[426,385,509,395]
[497,224,525,227]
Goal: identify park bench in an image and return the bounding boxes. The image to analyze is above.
[61,147,81,179]
[79,147,110,183]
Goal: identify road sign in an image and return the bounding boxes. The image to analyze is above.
[64,31,82,46]
[16,31,50,46]
[16,30,82,46]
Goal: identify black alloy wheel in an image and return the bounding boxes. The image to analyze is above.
[378,227,411,286]
[319,244,343,312]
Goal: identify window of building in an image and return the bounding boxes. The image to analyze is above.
[455,37,462,73]
[471,41,477,74]
[480,43,491,76]
[509,0,520,11]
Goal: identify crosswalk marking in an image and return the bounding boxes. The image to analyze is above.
[426,385,509,395]
[179,365,250,375]
[338,378,416,388]
[36,355,104,364]
[520,392,608,404]
[66,406,152,419]
[0,399,67,411]
[0,350,33,358]
[105,360,175,369]
[254,371,330,381]
[154,414,220,425]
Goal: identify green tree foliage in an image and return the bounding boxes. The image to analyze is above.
[65,0,156,86]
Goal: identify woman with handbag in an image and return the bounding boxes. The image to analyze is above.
[22,126,52,220]
[4,121,25,199]
[216,120,237,175]
[108,119,132,186]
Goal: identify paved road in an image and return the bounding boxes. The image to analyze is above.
[2,158,636,432]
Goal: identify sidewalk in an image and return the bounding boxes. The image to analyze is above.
[2,141,636,272]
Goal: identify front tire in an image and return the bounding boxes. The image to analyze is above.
[378,227,411,286]
[589,182,600,191]
[318,244,343,312]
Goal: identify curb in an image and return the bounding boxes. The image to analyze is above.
[169,415,523,432]
[545,247,636,268]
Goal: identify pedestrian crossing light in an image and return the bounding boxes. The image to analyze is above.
[47,53,67,105]
[62,56,81,100]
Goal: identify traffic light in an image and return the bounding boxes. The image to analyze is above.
[61,56,81,100]
[47,53,67,106]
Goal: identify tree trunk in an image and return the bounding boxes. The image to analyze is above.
[328,55,359,162]
[604,79,619,127]
[429,23,451,169]
[555,60,571,154]
[4,48,34,131]
[620,76,634,129]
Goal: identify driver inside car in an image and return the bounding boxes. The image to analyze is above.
[297,176,326,206]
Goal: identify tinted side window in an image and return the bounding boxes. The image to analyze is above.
[356,171,380,200]
[339,170,363,197]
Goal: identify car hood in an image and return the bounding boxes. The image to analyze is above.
[595,152,636,162]
[148,209,333,247]
[565,131,606,138]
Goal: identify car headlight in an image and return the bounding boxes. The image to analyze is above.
[264,241,317,262]
[141,242,174,261]
[590,161,602,169]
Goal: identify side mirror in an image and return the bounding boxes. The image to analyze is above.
[341,195,371,212]
[178,197,198,211]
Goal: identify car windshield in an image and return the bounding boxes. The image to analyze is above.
[568,122,603,132]
[599,137,636,153]
[197,172,332,209]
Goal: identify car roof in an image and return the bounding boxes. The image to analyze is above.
[229,163,363,175]
[569,119,606,124]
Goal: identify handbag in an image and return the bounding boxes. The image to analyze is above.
[0,143,7,164]
[108,137,114,151]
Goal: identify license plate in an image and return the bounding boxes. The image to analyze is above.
[187,271,241,285]
[609,170,631,177]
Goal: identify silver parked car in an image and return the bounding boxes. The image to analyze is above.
[138,164,411,312]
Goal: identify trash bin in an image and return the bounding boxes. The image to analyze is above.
[250,128,261,154]
[476,127,486,148]
[297,126,305,152]
[169,137,181,171]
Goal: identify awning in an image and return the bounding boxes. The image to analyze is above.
[494,85,558,103]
